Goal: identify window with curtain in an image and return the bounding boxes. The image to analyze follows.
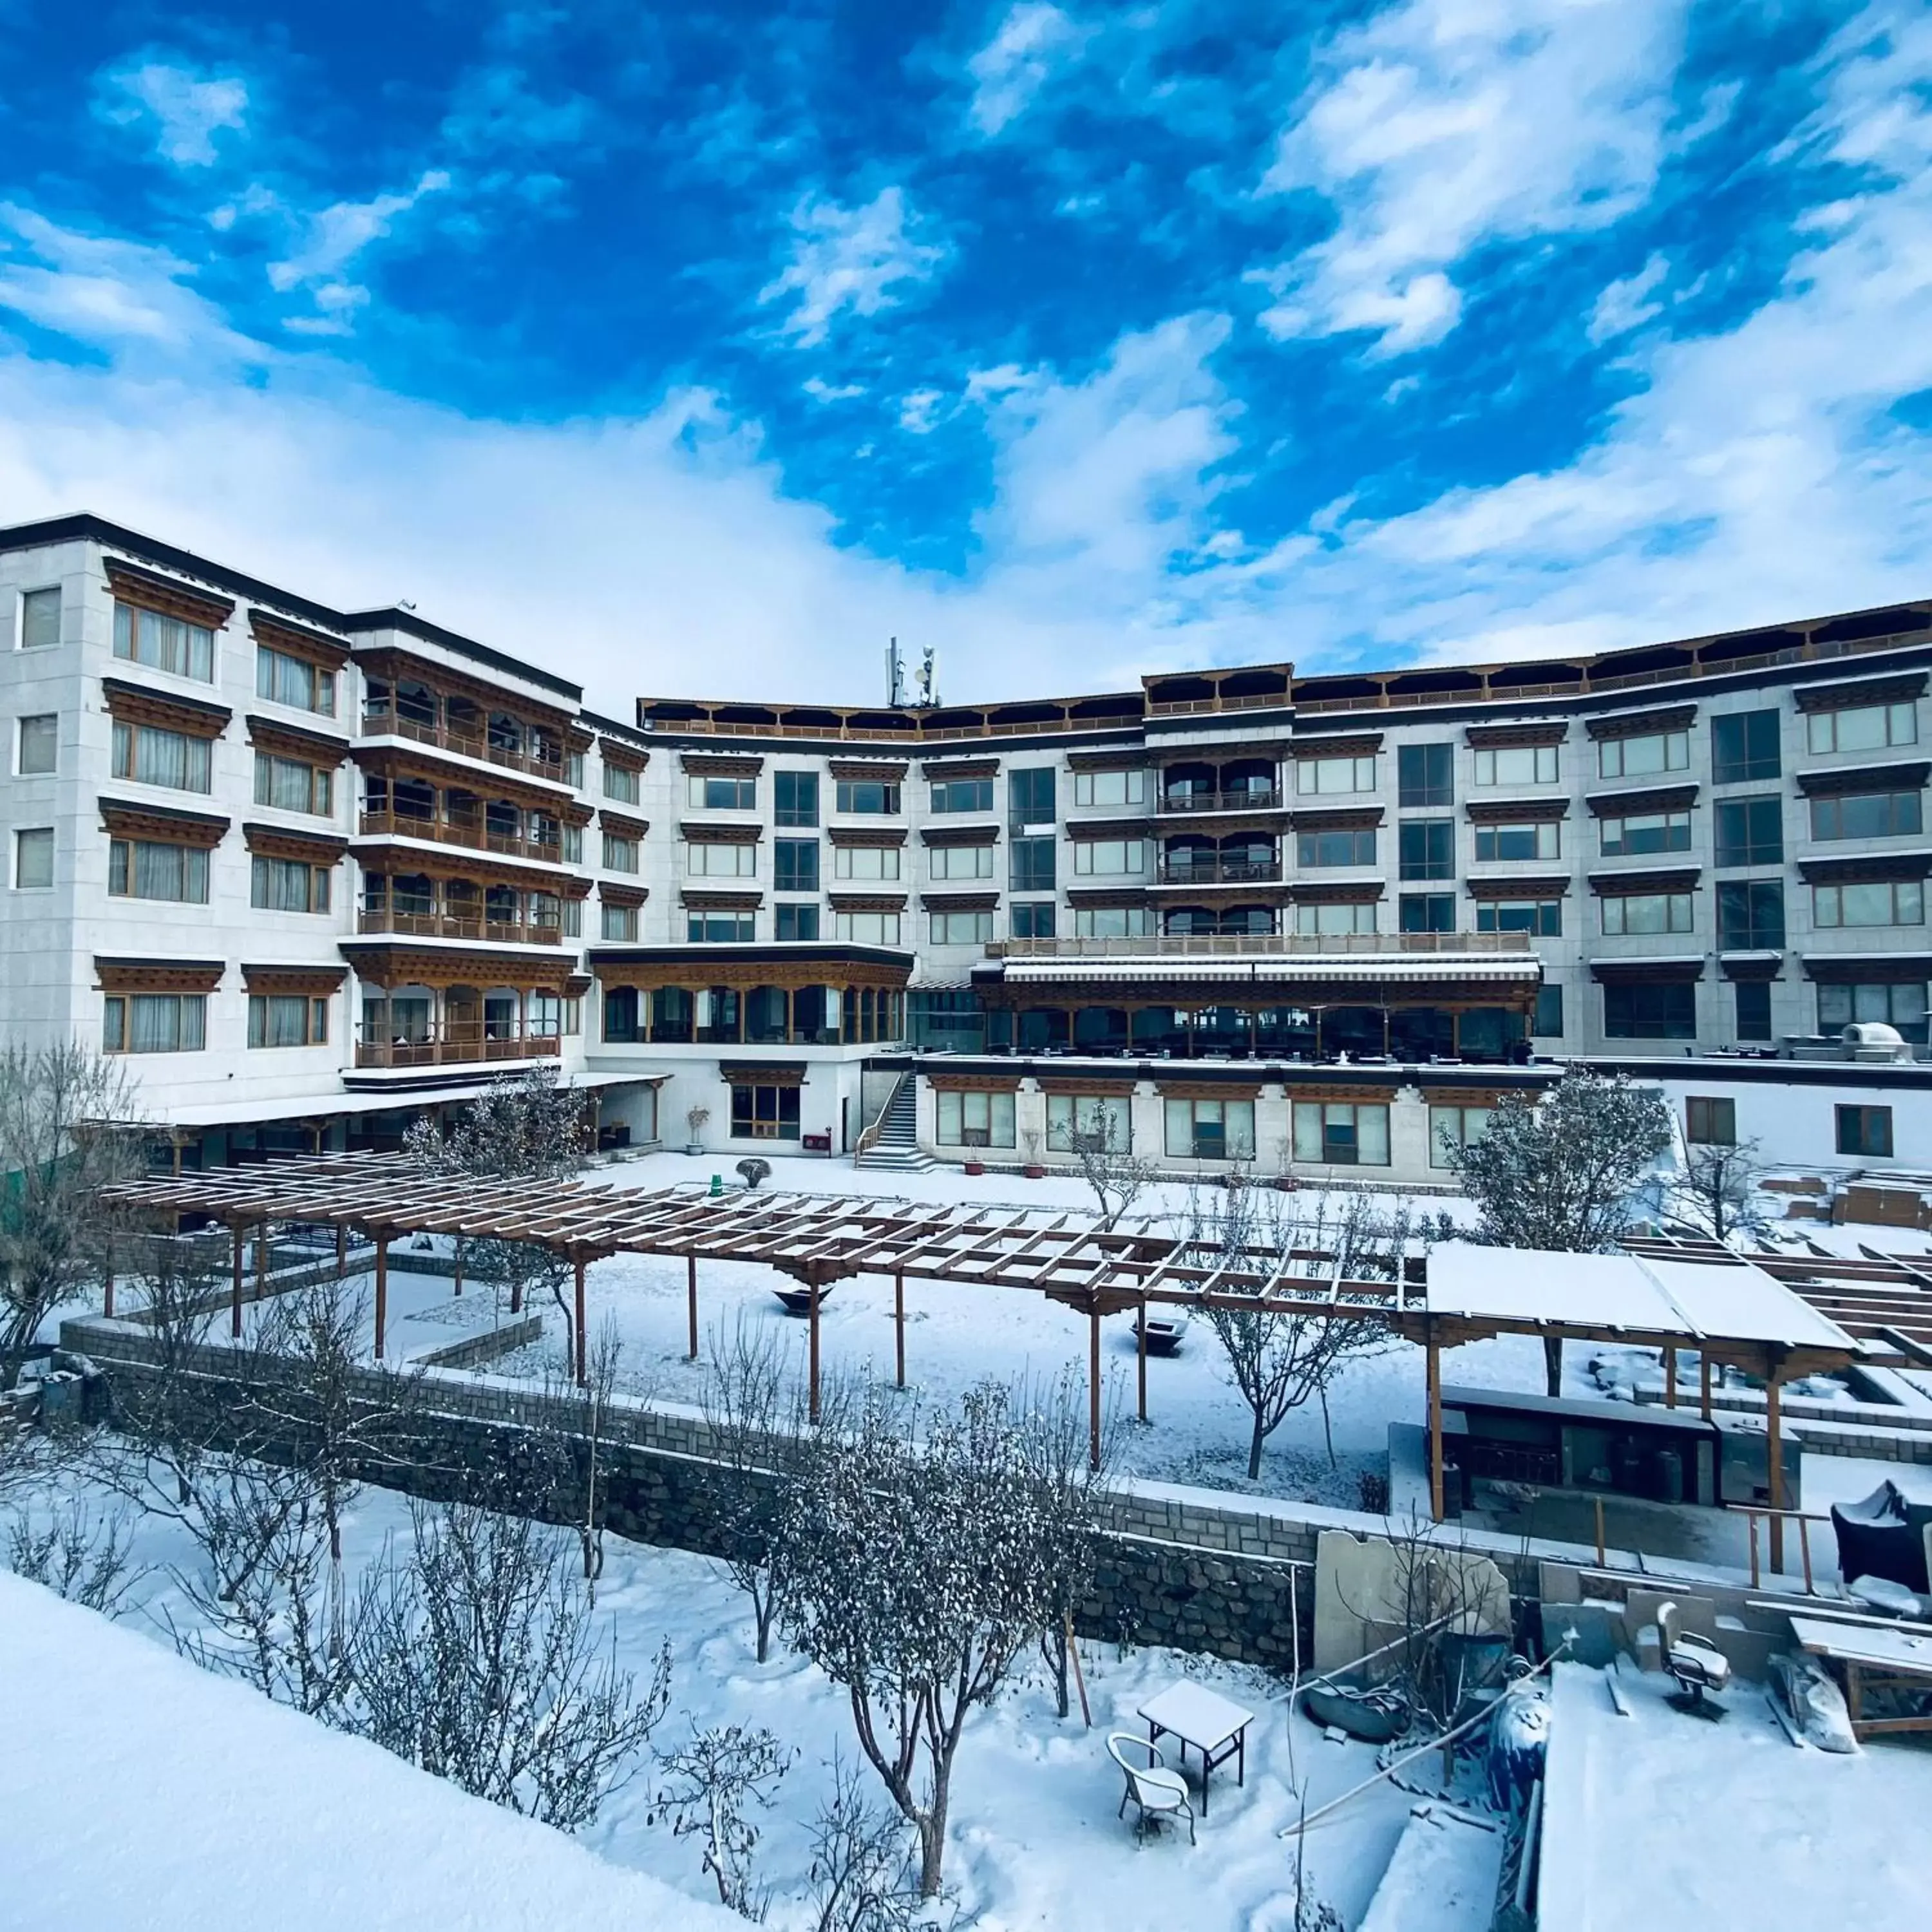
[21,587,61,649]
[251,854,329,913]
[255,645,336,715]
[1600,893,1692,935]
[1807,703,1917,755]
[111,722,212,792]
[254,751,332,815]
[1599,810,1691,856]
[602,762,641,803]
[835,779,901,814]
[684,840,750,876]
[936,1089,1016,1148]
[1292,1101,1390,1166]
[601,902,639,940]
[1072,839,1146,875]
[929,844,992,880]
[104,992,205,1054]
[247,994,327,1047]
[1814,880,1924,927]
[114,603,214,681]
[17,714,56,775]
[932,776,996,812]
[109,839,209,903]
[1428,1105,1491,1168]
[1046,1094,1130,1153]
[1473,820,1558,861]
[688,775,757,809]
[1164,1097,1256,1160]
[14,828,53,889]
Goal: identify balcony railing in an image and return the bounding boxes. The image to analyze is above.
[355,809,564,865]
[360,703,569,785]
[354,1027,562,1070]
[986,930,1535,960]
[1155,857,1283,886]
[1155,788,1284,815]
[357,909,565,947]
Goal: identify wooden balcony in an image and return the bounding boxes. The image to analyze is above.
[1154,857,1283,886]
[355,808,564,865]
[987,929,1535,960]
[1155,788,1284,815]
[353,1028,562,1070]
[357,909,565,947]
[360,703,569,784]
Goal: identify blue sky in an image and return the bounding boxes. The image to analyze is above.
[0,2,1928,713]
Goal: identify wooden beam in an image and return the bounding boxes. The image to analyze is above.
[894,1271,905,1389]
[255,1221,269,1303]
[1663,1345,1677,1409]
[1137,1297,1148,1425]
[1088,1300,1102,1473]
[1766,1373,1785,1575]
[374,1232,390,1361]
[231,1221,244,1340]
[336,1222,346,1280]
[808,1279,822,1425]
[573,1253,587,1389]
[1700,1350,1712,1421]
[1426,1335,1444,1524]
[687,1254,699,1361]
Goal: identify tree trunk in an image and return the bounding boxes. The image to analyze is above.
[754,1594,773,1665]
[1542,1336,1564,1399]
[1247,1410,1267,1482]
[1043,1622,1070,1720]
[918,1780,950,1898]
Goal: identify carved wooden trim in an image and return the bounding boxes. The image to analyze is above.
[680,752,764,775]
[928,1072,1021,1093]
[249,611,351,670]
[1066,748,1151,772]
[1465,874,1570,899]
[596,808,650,839]
[1286,880,1385,904]
[100,679,231,739]
[99,800,229,848]
[679,889,763,909]
[828,759,909,781]
[918,891,998,911]
[240,963,348,996]
[1421,1086,1516,1107]
[1584,704,1697,740]
[829,893,909,913]
[95,956,225,994]
[341,944,580,989]
[718,1062,806,1086]
[104,559,233,630]
[242,822,348,866]
[1801,952,1932,985]
[920,757,999,779]
[597,737,649,772]
[598,882,650,908]
[1588,867,1701,896]
[1584,783,1700,817]
[922,823,1001,848]
[681,820,761,844]
[351,843,592,897]
[245,714,352,764]
[827,826,908,848]
[1793,672,1928,714]
[352,744,577,816]
[1588,958,1705,984]
[1282,1084,1394,1104]
[1285,806,1384,830]
[1797,851,1932,884]
[1464,797,1568,823]
[1072,818,1153,840]
[1156,1080,1262,1100]
[1794,761,1929,799]
[1718,954,1783,982]
[355,646,573,725]
[1289,735,1381,759]
[1464,722,1568,748]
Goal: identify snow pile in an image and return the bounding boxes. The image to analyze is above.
[0,1571,740,1932]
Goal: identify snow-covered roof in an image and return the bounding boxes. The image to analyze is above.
[997,955,1540,986]
[1423,1242,1859,1352]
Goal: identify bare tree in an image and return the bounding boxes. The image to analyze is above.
[0,1043,149,1389]
[5,1497,140,1614]
[343,1493,671,1830]
[651,1723,791,1919]
[1668,1137,1766,1244]
[1068,1103,1160,1230]
[1442,1069,1672,1395]
[1184,1182,1404,1482]
[774,1380,1068,1897]
[806,1753,927,1932]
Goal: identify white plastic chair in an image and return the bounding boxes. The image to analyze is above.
[1107,1731,1195,1844]
[1656,1600,1732,1712]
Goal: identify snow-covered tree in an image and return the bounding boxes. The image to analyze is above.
[1668,1137,1766,1245]
[774,1381,1070,1897]
[1067,1102,1159,1229]
[651,1723,791,1918]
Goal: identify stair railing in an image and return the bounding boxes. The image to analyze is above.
[854,1072,912,1168]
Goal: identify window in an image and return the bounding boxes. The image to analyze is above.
[690,775,757,810]
[932,776,995,813]
[1073,839,1146,875]
[248,994,328,1048]
[1010,900,1056,938]
[1735,980,1771,1042]
[1600,810,1691,857]
[931,909,994,945]
[731,1084,800,1141]
[1292,1101,1389,1166]
[687,840,756,877]
[1009,768,1056,825]
[1397,820,1451,879]
[14,828,52,889]
[775,902,820,941]
[1717,879,1785,949]
[1296,900,1378,936]
[19,587,60,649]
[1046,1094,1130,1153]
[603,832,641,873]
[1397,743,1453,806]
[251,854,330,913]
[836,779,900,815]
[1712,710,1781,784]
[1808,703,1917,755]
[255,645,336,716]
[602,762,640,804]
[929,844,993,881]
[1473,820,1558,862]
[1477,899,1560,936]
[1597,730,1689,779]
[1297,754,1376,795]
[1473,744,1558,786]
[836,844,902,881]
[1815,880,1924,927]
[1072,770,1146,808]
[1010,835,1056,893]
[601,902,638,941]
[563,824,583,864]
[1429,1105,1491,1168]
[773,838,819,893]
[774,771,817,826]
[1837,1105,1895,1158]
[1302,826,1378,868]
[938,1088,1016,1148]
[17,714,55,775]
[1600,891,1692,935]
[1533,984,1564,1036]
[1819,981,1927,1042]
[1604,981,1697,1039]
[254,752,332,816]
[1400,893,1455,933]
[1686,1097,1736,1146]
[1165,1098,1256,1161]
[565,750,585,788]
[1714,795,1784,865]
[1075,905,1153,938]
[111,840,210,904]
[104,992,204,1054]
[111,721,212,793]
[835,910,900,944]
[114,603,213,681]
[688,913,755,942]
[1810,791,1923,841]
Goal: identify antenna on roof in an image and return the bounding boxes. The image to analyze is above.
[886,636,907,709]
[398,600,417,611]
[915,645,939,709]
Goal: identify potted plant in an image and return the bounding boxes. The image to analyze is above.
[962,1155,986,1176]
[685,1103,710,1156]
[1020,1128,1046,1181]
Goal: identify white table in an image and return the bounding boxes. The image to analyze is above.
[1790,1615,1932,1740]
[1135,1680,1256,1816]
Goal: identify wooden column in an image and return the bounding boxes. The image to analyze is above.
[1700,1352,1712,1421]
[1663,1346,1678,1409]
[1088,1301,1102,1472]
[894,1271,906,1388]
[452,1236,463,1298]
[335,1223,347,1280]
[102,1246,115,1321]
[808,1280,822,1425]
[1766,1372,1785,1574]
[374,1232,390,1360]
[231,1222,245,1339]
[573,1253,587,1389]
[1137,1299,1148,1424]
[687,1254,699,1360]
[255,1221,269,1303]
[1426,1335,1444,1524]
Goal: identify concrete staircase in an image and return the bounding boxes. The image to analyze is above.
[856,1077,936,1173]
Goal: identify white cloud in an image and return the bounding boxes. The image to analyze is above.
[267,172,451,332]
[898,388,944,433]
[1256,0,1687,355]
[99,60,248,168]
[965,4,1089,135]
[802,375,866,402]
[758,187,945,348]
[1587,251,1670,345]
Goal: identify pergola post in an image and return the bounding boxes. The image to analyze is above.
[231,1221,245,1339]
[893,1271,905,1389]
[374,1231,390,1360]
[1700,1352,1712,1421]
[1426,1334,1444,1524]
[509,1262,522,1315]
[452,1235,463,1298]
[335,1222,346,1280]
[687,1254,699,1361]
[1137,1298,1148,1425]
[1663,1345,1678,1409]
[573,1253,587,1389]
[255,1220,269,1303]
[1766,1370,1785,1574]
[1088,1300,1101,1473]
[808,1279,822,1425]
[102,1243,115,1321]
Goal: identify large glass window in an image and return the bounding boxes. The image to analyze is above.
[835,910,901,944]
[14,828,52,889]
[684,840,751,876]
[1072,770,1146,808]
[1712,710,1781,784]
[1399,892,1455,932]
[1473,744,1557,786]
[1297,754,1376,795]
[1714,796,1783,866]
[1600,892,1692,935]
[1164,1098,1256,1161]
[937,1089,1016,1148]
[17,714,56,775]
[774,771,817,826]
[1837,1105,1895,1157]
[251,854,330,913]
[1296,900,1378,936]
[1533,984,1564,1036]
[254,751,332,815]
[1604,981,1696,1038]
[1073,839,1146,875]
[1298,827,1377,869]
[773,838,819,892]
[1808,703,1917,755]
[688,913,755,942]
[603,833,642,872]
[1429,1105,1490,1168]
[1597,730,1689,779]
[1716,879,1785,949]
[20,587,61,649]
[602,762,640,804]
[1600,810,1691,857]
[601,902,639,941]
[1009,768,1056,824]
[1818,981,1927,1043]
[1397,820,1451,879]
[1477,900,1560,935]
[730,1084,800,1141]
[932,776,995,813]
[111,839,209,904]
[690,775,757,810]
[255,645,335,715]
[114,603,214,681]
[1046,1094,1130,1153]
[104,992,205,1054]
[835,844,902,880]
[1686,1097,1736,1145]
[1291,1101,1389,1166]
[929,844,994,880]
[1735,980,1772,1042]
[111,721,212,793]
[1473,820,1558,862]
[1075,905,1153,938]
[1814,880,1924,927]
[1397,744,1452,806]
[1010,835,1056,892]
[774,903,819,941]
[931,909,994,945]
[1810,791,1923,841]
[248,994,328,1048]
[837,778,901,814]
